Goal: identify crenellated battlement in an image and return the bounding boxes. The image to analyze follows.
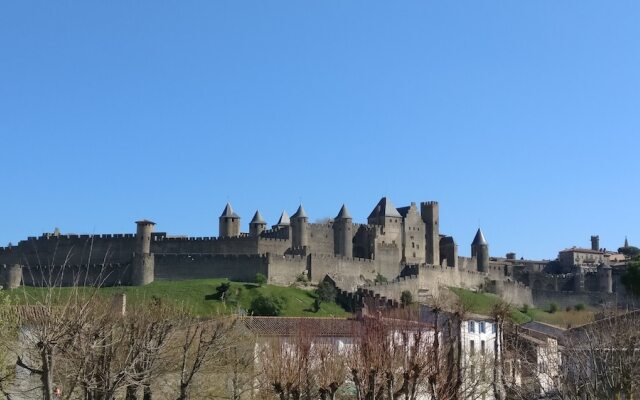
[366,274,419,287]
[155,253,269,261]
[309,253,374,264]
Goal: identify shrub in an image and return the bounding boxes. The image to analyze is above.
[295,273,309,284]
[521,304,529,314]
[316,281,337,303]
[548,303,558,314]
[374,273,388,284]
[255,273,267,286]
[400,290,413,306]
[574,303,585,311]
[215,281,231,300]
[250,294,286,316]
[312,298,322,313]
[566,306,572,312]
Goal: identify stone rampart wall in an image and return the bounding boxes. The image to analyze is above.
[154,253,268,282]
[0,235,136,267]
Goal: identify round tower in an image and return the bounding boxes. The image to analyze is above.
[597,262,613,294]
[249,210,267,236]
[219,203,241,237]
[132,220,155,286]
[1,264,22,289]
[333,204,353,257]
[291,204,309,249]
[471,228,489,273]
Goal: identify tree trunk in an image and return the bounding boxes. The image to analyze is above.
[143,384,152,400]
[125,385,138,400]
[39,343,54,400]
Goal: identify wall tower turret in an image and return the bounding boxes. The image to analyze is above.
[219,203,241,237]
[0,264,22,289]
[249,210,267,236]
[333,204,353,257]
[421,201,440,265]
[598,262,613,294]
[291,204,309,249]
[132,220,155,286]
[471,228,489,273]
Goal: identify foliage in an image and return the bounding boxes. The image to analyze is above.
[621,260,640,297]
[449,287,530,324]
[400,290,413,306]
[216,281,231,300]
[548,302,558,314]
[295,273,309,284]
[520,303,529,314]
[618,246,640,258]
[316,281,337,303]
[250,294,286,316]
[255,273,267,286]
[574,303,585,311]
[374,273,388,284]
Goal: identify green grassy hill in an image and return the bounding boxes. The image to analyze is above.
[449,287,530,324]
[450,287,595,327]
[12,279,351,318]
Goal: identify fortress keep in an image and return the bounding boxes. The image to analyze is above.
[0,197,633,309]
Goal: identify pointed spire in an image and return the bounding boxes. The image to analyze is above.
[472,228,488,246]
[292,204,308,219]
[220,202,240,218]
[250,210,266,224]
[368,197,401,219]
[624,236,629,248]
[336,204,352,220]
[276,211,290,226]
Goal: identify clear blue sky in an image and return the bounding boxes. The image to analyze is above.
[1,1,638,259]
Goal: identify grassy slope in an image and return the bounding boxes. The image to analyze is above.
[449,288,530,324]
[13,279,350,318]
[449,287,595,327]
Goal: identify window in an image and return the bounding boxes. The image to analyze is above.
[492,323,496,334]
[480,340,485,354]
[479,322,486,333]
[468,321,475,332]
[470,340,475,355]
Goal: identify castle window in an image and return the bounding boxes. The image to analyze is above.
[479,322,486,333]
[470,340,475,355]
[480,340,486,354]
[468,321,475,332]
[492,323,496,334]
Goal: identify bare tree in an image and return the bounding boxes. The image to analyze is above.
[174,316,236,400]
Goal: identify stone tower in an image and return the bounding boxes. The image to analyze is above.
[597,262,613,294]
[471,228,489,273]
[591,235,600,251]
[291,204,309,250]
[421,201,440,265]
[333,204,353,257]
[0,264,22,289]
[132,220,155,286]
[249,210,267,236]
[274,211,290,229]
[219,203,240,237]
